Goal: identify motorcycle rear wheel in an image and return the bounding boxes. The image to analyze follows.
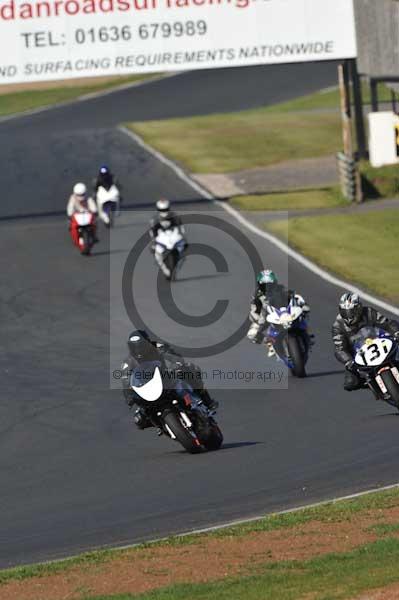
[288,335,306,378]
[163,412,202,454]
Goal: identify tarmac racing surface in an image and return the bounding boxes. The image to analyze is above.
[2,63,399,569]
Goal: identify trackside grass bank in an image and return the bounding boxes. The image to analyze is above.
[79,540,399,599]
[4,487,399,599]
[129,110,342,173]
[128,88,399,200]
[266,209,399,305]
[231,188,346,211]
[0,74,157,117]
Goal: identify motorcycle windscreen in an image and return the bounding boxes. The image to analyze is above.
[352,326,390,349]
[130,361,163,402]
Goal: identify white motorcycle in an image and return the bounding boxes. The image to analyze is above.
[154,227,187,281]
[96,184,120,228]
[352,326,399,407]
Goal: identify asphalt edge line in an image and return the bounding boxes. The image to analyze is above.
[9,481,399,571]
[0,72,183,125]
[119,125,399,317]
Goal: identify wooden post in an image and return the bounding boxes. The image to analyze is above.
[338,62,353,156]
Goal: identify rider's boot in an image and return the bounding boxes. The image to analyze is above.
[199,389,219,412]
[133,408,152,430]
[265,340,276,357]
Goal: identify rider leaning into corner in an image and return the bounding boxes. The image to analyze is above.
[121,330,218,430]
[149,198,185,249]
[332,292,399,392]
[66,182,99,242]
[247,269,312,356]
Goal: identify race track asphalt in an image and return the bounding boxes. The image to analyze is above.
[2,63,399,569]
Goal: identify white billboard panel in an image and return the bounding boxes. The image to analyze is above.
[0,0,357,84]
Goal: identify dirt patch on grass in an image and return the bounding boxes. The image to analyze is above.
[3,506,399,600]
[354,581,399,599]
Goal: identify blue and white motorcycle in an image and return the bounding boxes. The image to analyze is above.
[264,297,311,378]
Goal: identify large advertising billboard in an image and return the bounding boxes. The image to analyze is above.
[0,0,357,84]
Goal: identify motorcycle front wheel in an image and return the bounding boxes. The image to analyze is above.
[201,423,223,451]
[163,412,202,454]
[287,334,306,378]
[81,229,91,256]
[380,370,399,407]
[164,252,178,281]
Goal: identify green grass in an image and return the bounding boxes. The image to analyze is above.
[128,110,341,173]
[3,486,399,585]
[231,188,346,211]
[0,74,156,117]
[83,538,399,600]
[266,209,399,303]
[360,161,399,198]
[127,82,395,175]
[368,523,399,537]
[265,81,392,114]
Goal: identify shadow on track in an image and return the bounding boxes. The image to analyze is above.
[91,249,128,257]
[176,273,230,283]
[220,441,263,451]
[306,370,344,379]
[0,197,211,223]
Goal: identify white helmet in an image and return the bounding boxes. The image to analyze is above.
[73,182,87,196]
[156,198,170,213]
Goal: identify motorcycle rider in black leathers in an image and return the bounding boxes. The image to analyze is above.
[149,198,185,245]
[332,292,399,392]
[247,269,311,357]
[121,330,217,429]
[92,165,122,197]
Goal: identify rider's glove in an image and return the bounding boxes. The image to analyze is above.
[394,331,399,342]
[345,359,357,373]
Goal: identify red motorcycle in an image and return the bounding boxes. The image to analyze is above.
[70,211,96,255]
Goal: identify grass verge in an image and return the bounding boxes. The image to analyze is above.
[3,486,399,585]
[360,161,399,199]
[81,539,399,600]
[127,84,393,175]
[0,74,157,117]
[265,209,399,304]
[128,110,341,173]
[231,187,346,211]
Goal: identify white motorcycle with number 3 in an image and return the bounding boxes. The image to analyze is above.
[353,327,399,407]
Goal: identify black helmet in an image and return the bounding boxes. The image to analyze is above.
[127,330,158,361]
[98,165,113,189]
[339,292,363,326]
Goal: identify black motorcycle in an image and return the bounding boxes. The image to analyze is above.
[352,326,399,407]
[129,361,223,453]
